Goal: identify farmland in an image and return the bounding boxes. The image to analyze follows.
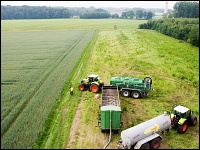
[1,19,199,149]
[1,23,95,148]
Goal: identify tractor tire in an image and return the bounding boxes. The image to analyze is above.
[189,116,197,126]
[78,84,85,91]
[131,91,141,99]
[178,122,188,134]
[122,90,130,97]
[90,84,99,93]
[140,143,150,149]
[150,138,161,149]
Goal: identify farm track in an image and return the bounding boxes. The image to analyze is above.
[1,31,88,137]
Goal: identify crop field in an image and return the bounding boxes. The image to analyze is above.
[1,19,199,149]
[1,25,95,148]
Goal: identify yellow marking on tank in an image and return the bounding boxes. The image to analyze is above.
[144,124,160,134]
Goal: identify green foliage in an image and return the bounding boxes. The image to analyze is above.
[173,1,199,18]
[138,18,199,47]
[80,8,110,19]
[1,5,71,19]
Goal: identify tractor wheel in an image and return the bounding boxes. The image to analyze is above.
[122,90,130,97]
[90,84,99,93]
[131,91,141,99]
[189,116,197,126]
[78,84,85,91]
[178,122,188,134]
[140,143,150,149]
[150,138,161,149]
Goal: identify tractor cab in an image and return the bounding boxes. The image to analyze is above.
[173,105,191,119]
[88,74,99,82]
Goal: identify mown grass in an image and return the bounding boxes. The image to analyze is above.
[75,28,199,148]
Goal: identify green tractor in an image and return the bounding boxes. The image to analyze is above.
[78,74,104,93]
[170,105,197,134]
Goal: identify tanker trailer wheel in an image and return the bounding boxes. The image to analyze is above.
[131,91,141,99]
[178,121,188,134]
[189,116,197,126]
[140,143,150,149]
[78,84,85,91]
[114,130,119,134]
[101,129,105,133]
[150,138,161,149]
[122,90,130,97]
[90,84,99,93]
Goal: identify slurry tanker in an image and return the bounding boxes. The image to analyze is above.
[109,76,153,99]
[117,112,171,149]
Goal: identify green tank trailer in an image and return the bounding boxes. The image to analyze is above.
[110,76,153,99]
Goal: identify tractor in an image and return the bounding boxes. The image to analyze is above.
[169,105,197,134]
[78,74,104,93]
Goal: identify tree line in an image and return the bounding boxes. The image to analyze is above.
[1,5,154,20]
[172,1,199,18]
[138,1,199,47]
[138,18,199,47]
[79,8,110,19]
[163,1,199,18]
[1,1,199,20]
[1,5,72,19]
[121,10,154,19]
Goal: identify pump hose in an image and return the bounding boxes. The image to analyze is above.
[104,110,112,149]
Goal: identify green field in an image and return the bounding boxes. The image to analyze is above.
[1,23,95,148]
[1,19,199,149]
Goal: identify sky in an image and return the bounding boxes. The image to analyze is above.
[1,1,178,9]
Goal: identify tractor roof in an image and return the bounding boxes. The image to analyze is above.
[88,74,98,78]
[174,105,189,113]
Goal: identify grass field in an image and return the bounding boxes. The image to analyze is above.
[1,19,199,149]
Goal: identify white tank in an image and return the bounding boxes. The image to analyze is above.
[121,112,171,148]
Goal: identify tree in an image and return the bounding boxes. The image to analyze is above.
[111,13,119,18]
[121,12,127,19]
[135,10,143,19]
[126,10,134,19]
[146,11,153,20]
[173,1,199,18]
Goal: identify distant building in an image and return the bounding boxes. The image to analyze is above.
[164,1,168,14]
